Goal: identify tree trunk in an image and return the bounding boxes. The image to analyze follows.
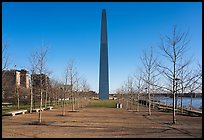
[148,89,151,115]
[62,92,65,116]
[30,85,33,113]
[190,94,193,110]
[72,94,75,111]
[45,90,47,108]
[17,93,20,109]
[181,94,183,113]
[38,89,43,123]
[137,93,139,111]
[16,88,20,109]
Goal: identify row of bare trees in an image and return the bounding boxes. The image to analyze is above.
[28,47,92,122]
[2,42,93,123]
[61,60,91,116]
[116,26,202,124]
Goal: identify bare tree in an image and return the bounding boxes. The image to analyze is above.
[197,62,202,94]
[126,76,134,110]
[2,42,12,71]
[124,80,129,110]
[140,46,158,116]
[61,85,66,116]
[176,57,194,112]
[28,51,39,113]
[2,43,13,103]
[134,70,145,112]
[62,61,70,116]
[116,85,125,109]
[186,65,202,110]
[49,78,62,107]
[30,46,49,123]
[80,78,90,107]
[81,78,90,93]
[74,76,81,110]
[121,76,134,110]
[115,89,120,108]
[157,26,191,124]
[16,85,20,109]
[38,47,49,123]
[64,60,78,112]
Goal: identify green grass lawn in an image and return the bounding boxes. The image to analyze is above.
[87,100,117,108]
[2,100,117,115]
[2,104,31,115]
[2,101,73,115]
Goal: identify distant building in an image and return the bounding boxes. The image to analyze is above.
[31,73,50,89]
[2,69,28,88]
[20,69,29,88]
[2,69,30,103]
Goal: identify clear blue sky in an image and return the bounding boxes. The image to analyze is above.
[2,2,202,93]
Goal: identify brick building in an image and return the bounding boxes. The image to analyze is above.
[20,69,29,88]
[2,69,29,102]
[3,70,19,88]
[2,69,29,88]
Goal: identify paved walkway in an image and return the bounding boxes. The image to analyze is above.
[2,105,202,138]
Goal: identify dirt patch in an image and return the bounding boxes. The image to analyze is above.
[2,104,202,138]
